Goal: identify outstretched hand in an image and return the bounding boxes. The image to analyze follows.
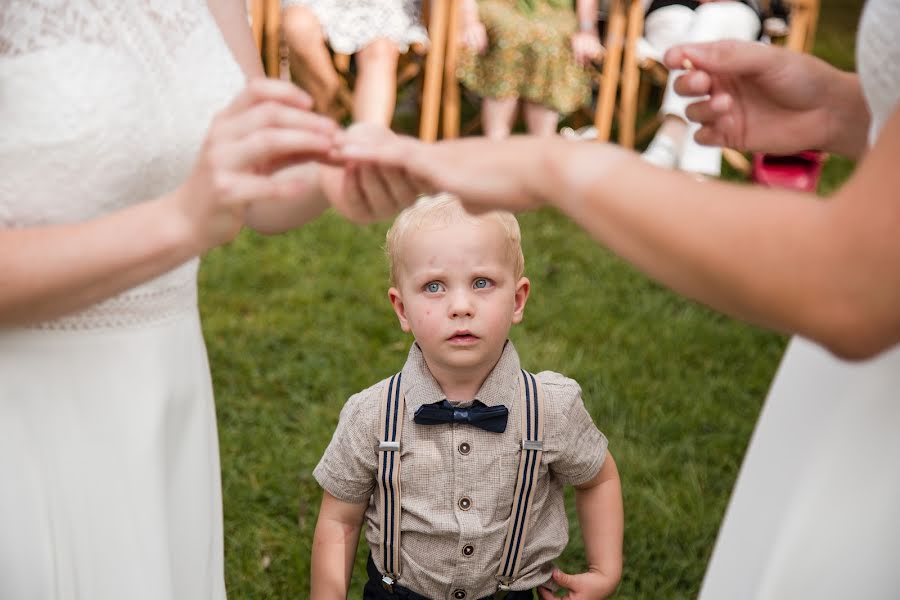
[537,568,619,600]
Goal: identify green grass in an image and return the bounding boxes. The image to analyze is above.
[205,4,863,597]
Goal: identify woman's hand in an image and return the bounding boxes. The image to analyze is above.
[320,124,422,224]
[333,134,560,214]
[571,31,603,68]
[170,78,336,253]
[664,40,867,157]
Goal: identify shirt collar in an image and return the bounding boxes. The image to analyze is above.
[400,340,522,420]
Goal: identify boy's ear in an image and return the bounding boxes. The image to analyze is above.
[511,277,530,324]
[389,287,412,332]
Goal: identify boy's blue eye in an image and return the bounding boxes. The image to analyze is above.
[473,278,491,289]
[425,282,442,293]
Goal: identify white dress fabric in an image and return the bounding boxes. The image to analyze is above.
[0,2,243,598]
[280,0,428,54]
[699,1,900,597]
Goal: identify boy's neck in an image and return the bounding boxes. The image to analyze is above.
[423,348,504,403]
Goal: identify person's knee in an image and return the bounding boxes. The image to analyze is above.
[282,6,324,49]
[693,1,761,39]
[357,38,400,68]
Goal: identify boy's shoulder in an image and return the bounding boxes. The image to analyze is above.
[530,369,584,412]
[343,374,396,413]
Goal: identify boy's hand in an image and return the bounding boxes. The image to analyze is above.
[538,568,619,599]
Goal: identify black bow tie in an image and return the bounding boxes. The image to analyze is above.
[413,400,509,433]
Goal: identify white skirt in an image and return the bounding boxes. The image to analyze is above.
[0,311,225,600]
[699,337,900,599]
[282,0,428,54]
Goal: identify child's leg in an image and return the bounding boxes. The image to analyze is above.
[522,101,559,136]
[353,38,400,126]
[282,5,341,116]
[641,4,696,168]
[481,97,519,140]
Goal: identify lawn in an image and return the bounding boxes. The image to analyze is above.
[204,3,863,597]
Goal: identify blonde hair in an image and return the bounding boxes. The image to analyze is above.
[385,193,525,286]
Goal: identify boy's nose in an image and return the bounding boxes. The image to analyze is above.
[448,291,475,318]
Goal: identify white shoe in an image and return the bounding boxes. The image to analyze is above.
[641,135,680,169]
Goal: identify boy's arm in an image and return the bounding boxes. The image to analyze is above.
[540,454,623,600]
[311,491,368,600]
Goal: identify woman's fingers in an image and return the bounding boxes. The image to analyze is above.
[684,93,733,125]
[217,128,333,170]
[375,166,420,212]
[219,78,315,119]
[673,68,713,97]
[214,101,337,143]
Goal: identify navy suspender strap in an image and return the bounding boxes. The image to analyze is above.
[496,370,545,591]
[376,373,405,590]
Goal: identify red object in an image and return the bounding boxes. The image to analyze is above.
[751,151,826,192]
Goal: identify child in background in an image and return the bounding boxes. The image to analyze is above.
[310,195,623,599]
[281,1,428,126]
[639,0,762,176]
[457,0,604,139]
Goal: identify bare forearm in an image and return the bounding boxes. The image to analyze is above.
[575,456,623,582]
[0,195,196,326]
[206,0,265,79]
[244,162,330,234]
[536,137,898,359]
[575,0,598,29]
[311,518,362,599]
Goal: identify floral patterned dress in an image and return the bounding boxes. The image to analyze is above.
[457,0,593,115]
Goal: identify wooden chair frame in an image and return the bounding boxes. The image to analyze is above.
[431,0,629,142]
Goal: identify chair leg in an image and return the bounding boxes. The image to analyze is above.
[442,0,462,139]
[618,0,645,148]
[264,0,281,78]
[594,0,626,141]
[419,0,450,141]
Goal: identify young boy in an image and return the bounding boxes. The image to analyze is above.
[311,195,623,600]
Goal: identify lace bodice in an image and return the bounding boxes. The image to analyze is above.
[857,0,900,146]
[0,1,244,329]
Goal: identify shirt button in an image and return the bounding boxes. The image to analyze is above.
[458,496,472,510]
[458,442,471,455]
[462,544,474,556]
[453,590,467,599]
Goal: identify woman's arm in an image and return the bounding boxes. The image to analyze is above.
[543,107,900,359]
[311,492,368,600]
[206,0,266,80]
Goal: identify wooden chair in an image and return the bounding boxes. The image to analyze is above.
[774,0,820,52]
[434,0,629,142]
[248,0,447,139]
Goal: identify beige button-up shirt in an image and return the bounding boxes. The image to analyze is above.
[314,342,608,599]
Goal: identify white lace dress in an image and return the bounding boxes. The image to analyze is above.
[698,1,900,598]
[0,2,243,598]
[280,0,428,54]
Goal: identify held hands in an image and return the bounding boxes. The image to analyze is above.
[538,568,619,600]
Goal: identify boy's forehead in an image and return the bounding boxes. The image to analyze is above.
[398,218,518,271]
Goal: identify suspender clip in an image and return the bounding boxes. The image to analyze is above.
[521,440,543,451]
[381,574,395,592]
[378,441,400,451]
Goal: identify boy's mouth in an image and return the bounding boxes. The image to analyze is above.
[448,331,479,344]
